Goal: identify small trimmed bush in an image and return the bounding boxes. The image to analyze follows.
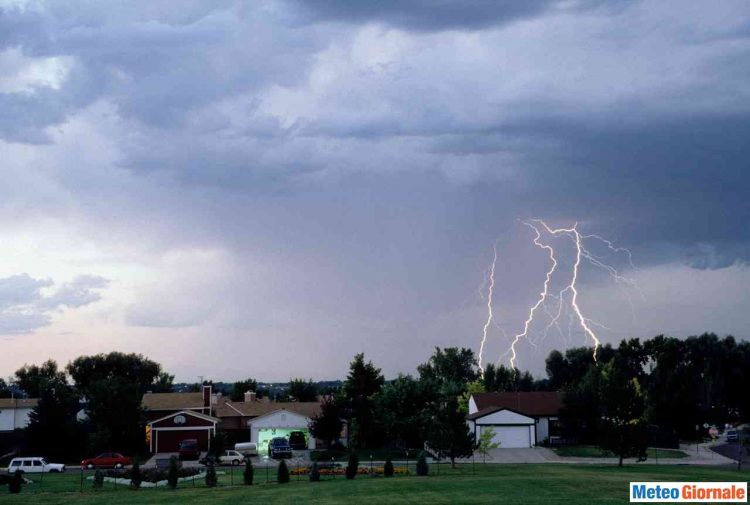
[205,463,217,488]
[243,459,254,485]
[345,452,359,480]
[93,469,105,489]
[416,451,428,476]
[310,462,320,482]
[278,460,290,484]
[384,455,394,477]
[130,459,142,490]
[167,456,178,489]
[8,470,23,494]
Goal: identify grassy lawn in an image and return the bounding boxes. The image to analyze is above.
[553,446,688,459]
[3,464,747,504]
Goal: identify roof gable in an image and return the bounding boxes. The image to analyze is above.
[149,409,219,427]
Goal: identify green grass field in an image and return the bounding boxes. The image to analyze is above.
[3,464,747,504]
[553,446,689,459]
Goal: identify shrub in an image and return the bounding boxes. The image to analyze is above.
[130,459,142,490]
[243,459,254,485]
[167,456,179,489]
[416,451,429,476]
[345,452,359,480]
[8,470,23,494]
[93,469,104,489]
[205,463,217,488]
[384,455,394,477]
[278,460,290,484]
[310,462,320,482]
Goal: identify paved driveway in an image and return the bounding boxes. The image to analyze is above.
[473,447,560,463]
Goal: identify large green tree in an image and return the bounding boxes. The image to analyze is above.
[598,355,648,467]
[426,381,475,468]
[309,396,344,447]
[67,352,165,454]
[288,378,318,402]
[15,360,68,398]
[230,378,258,401]
[375,375,434,449]
[342,353,384,448]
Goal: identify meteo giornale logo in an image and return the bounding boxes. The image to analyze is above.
[630,482,747,503]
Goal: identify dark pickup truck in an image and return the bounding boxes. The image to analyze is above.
[268,437,292,459]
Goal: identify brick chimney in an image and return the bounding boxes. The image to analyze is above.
[244,391,257,403]
[202,385,212,411]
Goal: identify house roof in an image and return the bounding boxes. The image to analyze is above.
[0,398,39,409]
[470,392,561,417]
[141,392,204,411]
[215,399,321,419]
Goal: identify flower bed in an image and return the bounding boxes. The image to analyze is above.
[290,466,408,476]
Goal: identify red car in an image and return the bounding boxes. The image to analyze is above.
[81,452,132,469]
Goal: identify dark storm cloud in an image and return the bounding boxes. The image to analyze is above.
[287,0,605,31]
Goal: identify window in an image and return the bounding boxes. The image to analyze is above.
[10,461,21,468]
[33,460,42,467]
[549,419,561,438]
[22,460,32,467]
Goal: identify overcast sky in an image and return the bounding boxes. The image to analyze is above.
[1,0,749,382]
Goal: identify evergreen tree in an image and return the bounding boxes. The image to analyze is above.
[383,456,394,477]
[243,459,254,485]
[345,452,359,479]
[130,459,142,490]
[277,460,290,484]
[416,451,429,476]
[309,396,343,447]
[342,353,384,448]
[310,462,321,482]
[93,469,104,489]
[205,462,217,487]
[167,456,179,489]
[9,470,23,494]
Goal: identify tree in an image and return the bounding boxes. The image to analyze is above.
[310,461,321,482]
[277,460,290,484]
[418,347,479,386]
[374,375,434,449]
[384,455,394,477]
[26,374,84,461]
[9,470,23,494]
[342,354,384,448]
[15,360,67,398]
[459,380,485,416]
[93,469,104,489]
[416,451,428,476]
[205,462,217,487]
[130,459,142,490]
[476,428,500,462]
[345,452,359,479]
[67,352,164,453]
[309,396,344,448]
[150,372,174,393]
[288,378,318,402]
[426,381,475,468]
[0,378,12,399]
[230,378,258,402]
[167,456,179,489]
[598,357,648,467]
[243,459,254,485]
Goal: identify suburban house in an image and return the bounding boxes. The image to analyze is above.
[142,387,325,455]
[467,392,562,448]
[0,398,39,432]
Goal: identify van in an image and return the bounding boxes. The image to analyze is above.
[234,442,258,456]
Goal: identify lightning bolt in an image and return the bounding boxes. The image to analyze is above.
[507,221,558,369]
[506,220,605,368]
[477,242,497,376]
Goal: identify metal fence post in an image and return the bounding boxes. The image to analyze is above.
[332,457,335,480]
[370,455,373,478]
[231,465,234,486]
[80,468,83,493]
[266,463,269,483]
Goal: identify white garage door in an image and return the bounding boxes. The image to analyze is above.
[486,425,531,448]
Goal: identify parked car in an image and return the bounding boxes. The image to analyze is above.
[234,442,258,456]
[218,450,245,466]
[268,437,292,459]
[80,452,132,469]
[178,439,201,460]
[289,431,307,450]
[7,457,66,474]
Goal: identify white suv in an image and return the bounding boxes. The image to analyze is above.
[7,457,66,473]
